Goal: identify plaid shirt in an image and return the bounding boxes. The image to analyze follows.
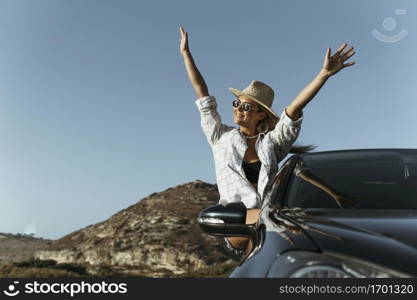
[196,95,303,209]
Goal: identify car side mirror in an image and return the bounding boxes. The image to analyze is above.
[198,202,252,237]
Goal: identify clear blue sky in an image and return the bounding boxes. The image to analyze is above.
[0,0,416,239]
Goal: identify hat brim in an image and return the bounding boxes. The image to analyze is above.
[228,88,278,119]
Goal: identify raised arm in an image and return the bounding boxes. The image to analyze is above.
[297,169,359,208]
[179,26,209,99]
[286,43,356,120]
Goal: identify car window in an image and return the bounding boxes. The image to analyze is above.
[283,150,417,209]
[265,156,297,208]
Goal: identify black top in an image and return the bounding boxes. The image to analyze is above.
[242,160,262,184]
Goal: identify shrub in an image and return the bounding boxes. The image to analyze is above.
[0,258,88,277]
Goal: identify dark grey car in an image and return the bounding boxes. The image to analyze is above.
[198,149,417,277]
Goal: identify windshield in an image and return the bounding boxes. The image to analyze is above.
[283,150,417,209]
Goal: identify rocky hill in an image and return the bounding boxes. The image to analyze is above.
[34,180,239,277]
[0,233,51,265]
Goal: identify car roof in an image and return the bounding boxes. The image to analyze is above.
[298,148,417,159]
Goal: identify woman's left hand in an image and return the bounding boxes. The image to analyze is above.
[321,43,355,77]
[334,194,360,209]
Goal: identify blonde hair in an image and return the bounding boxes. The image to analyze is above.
[256,110,316,154]
[256,111,278,134]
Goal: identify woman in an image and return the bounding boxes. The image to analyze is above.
[179,26,355,253]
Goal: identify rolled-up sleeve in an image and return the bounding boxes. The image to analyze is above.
[269,107,303,158]
[195,96,227,146]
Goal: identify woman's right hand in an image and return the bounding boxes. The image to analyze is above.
[179,26,209,98]
[179,26,189,55]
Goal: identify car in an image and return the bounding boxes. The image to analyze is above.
[198,149,417,277]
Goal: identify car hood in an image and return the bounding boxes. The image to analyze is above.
[279,208,417,276]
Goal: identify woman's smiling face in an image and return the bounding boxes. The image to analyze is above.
[233,96,265,128]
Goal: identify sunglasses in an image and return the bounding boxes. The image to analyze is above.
[232,98,262,112]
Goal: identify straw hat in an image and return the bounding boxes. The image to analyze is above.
[229,80,278,119]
